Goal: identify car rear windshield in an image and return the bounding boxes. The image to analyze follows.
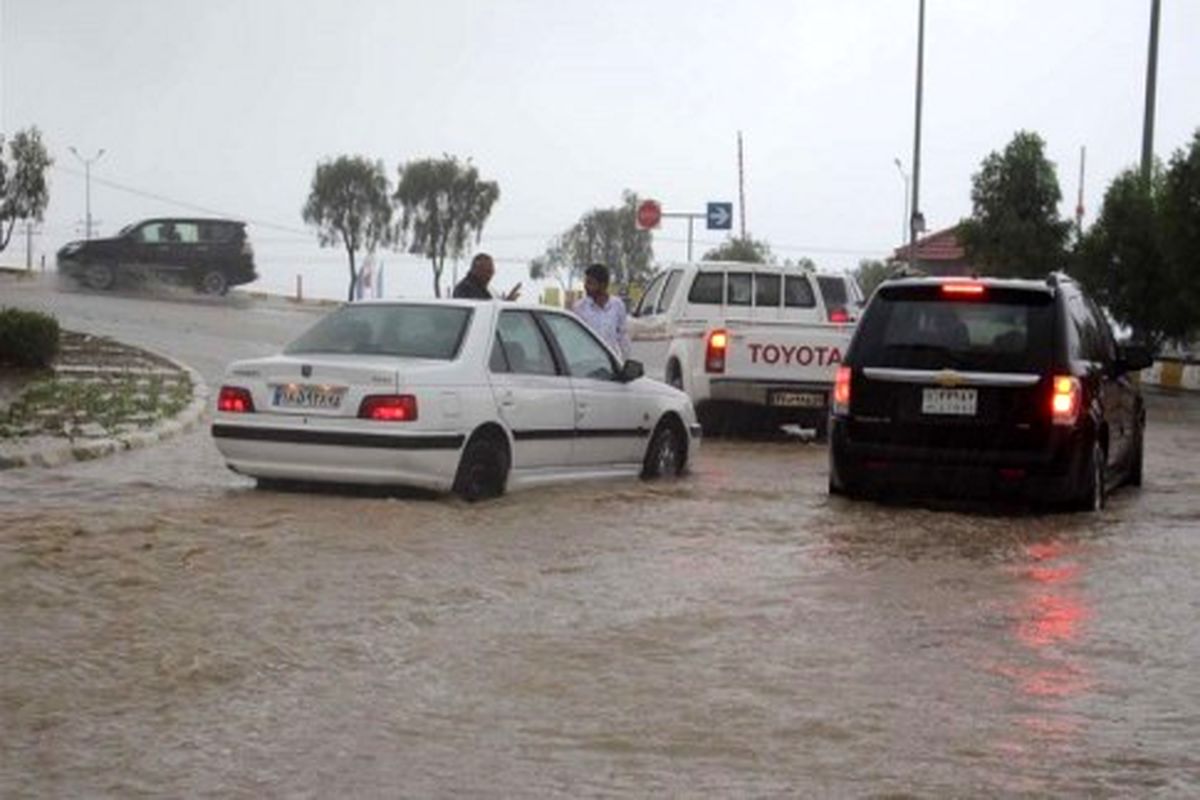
[850,285,1055,372]
[285,304,473,359]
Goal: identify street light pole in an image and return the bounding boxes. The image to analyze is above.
[908,0,926,272]
[1141,0,1161,184]
[893,158,910,246]
[69,146,106,239]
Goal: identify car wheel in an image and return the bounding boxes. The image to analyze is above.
[197,270,229,296]
[1127,422,1144,487]
[642,419,686,479]
[453,433,509,502]
[1074,441,1107,512]
[667,360,683,390]
[84,261,116,291]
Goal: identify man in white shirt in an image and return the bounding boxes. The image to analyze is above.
[572,263,631,359]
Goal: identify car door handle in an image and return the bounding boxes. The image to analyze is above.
[499,389,515,407]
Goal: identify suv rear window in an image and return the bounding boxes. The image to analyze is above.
[850,285,1055,372]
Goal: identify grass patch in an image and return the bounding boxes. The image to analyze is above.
[0,372,193,439]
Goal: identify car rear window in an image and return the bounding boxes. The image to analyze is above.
[285,304,472,359]
[850,285,1055,372]
[817,275,848,309]
[784,275,816,308]
[687,272,724,304]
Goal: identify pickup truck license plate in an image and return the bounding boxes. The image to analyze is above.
[769,390,826,409]
[921,387,977,416]
[272,384,346,409]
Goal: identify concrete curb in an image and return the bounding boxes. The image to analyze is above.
[0,347,209,471]
[1141,357,1200,392]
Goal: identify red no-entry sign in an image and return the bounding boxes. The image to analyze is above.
[636,199,662,230]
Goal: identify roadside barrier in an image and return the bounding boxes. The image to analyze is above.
[1142,357,1200,391]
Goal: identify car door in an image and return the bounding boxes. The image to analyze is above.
[488,309,575,470]
[539,311,652,467]
[128,221,171,275]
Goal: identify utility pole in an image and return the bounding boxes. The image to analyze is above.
[737,131,747,239]
[24,221,35,270]
[1141,0,1161,184]
[908,0,926,272]
[1075,146,1087,240]
[69,146,106,239]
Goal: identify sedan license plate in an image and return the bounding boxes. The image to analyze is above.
[272,384,346,410]
[921,387,977,416]
[769,390,826,409]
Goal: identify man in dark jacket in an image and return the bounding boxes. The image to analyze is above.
[453,253,521,300]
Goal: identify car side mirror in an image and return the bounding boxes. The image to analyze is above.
[1117,343,1155,373]
[619,359,644,382]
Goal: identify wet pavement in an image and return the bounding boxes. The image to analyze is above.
[2,275,1199,797]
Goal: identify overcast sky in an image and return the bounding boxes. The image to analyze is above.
[2,0,1198,298]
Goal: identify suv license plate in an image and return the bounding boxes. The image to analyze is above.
[769,390,826,409]
[921,387,977,416]
[272,384,346,409]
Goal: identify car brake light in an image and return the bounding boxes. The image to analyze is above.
[828,306,851,323]
[1050,376,1081,426]
[705,329,728,373]
[217,386,255,413]
[942,282,986,297]
[358,394,418,422]
[832,366,852,415]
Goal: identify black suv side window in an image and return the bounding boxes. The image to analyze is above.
[1067,293,1108,363]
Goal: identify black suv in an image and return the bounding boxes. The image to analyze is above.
[56,217,257,296]
[828,273,1154,510]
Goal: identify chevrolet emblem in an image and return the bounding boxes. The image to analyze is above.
[934,369,964,388]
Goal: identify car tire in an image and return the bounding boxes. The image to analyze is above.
[84,261,117,291]
[197,269,229,296]
[1074,440,1107,512]
[453,433,510,502]
[1127,421,1144,488]
[642,419,686,479]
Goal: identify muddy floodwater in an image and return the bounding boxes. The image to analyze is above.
[2,276,1200,796]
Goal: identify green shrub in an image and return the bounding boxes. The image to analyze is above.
[0,307,61,367]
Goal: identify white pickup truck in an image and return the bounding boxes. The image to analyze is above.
[628,261,862,436]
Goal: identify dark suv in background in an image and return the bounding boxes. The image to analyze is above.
[56,217,257,296]
[828,273,1154,511]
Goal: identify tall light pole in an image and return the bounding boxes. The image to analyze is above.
[908,0,926,272]
[69,146,105,239]
[893,158,910,246]
[1141,0,1161,184]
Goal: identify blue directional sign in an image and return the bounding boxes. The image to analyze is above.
[707,202,733,230]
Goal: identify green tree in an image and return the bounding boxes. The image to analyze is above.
[1075,130,1200,347]
[302,155,392,302]
[702,235,773,263]
[958,131,1072,277]
[529,190,654,289]
[0,127,53,253]
[854,258,901,298]
[394,155,499,297]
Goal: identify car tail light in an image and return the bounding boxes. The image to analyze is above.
[358,394,418,422]
[832,366,852,415]
[941,282,986,298]
[705,329,728,373]
[217,386,255,413]
[1050,376,1081,426]
[828,306,851,323]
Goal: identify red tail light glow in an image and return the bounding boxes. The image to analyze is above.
[942,282,986,297]
[705,329,728,373]
[832,366,852,415]
[358,394,418,422]
[1050,376,1081,426]
[828,306,851,323]
[217,386,255,413]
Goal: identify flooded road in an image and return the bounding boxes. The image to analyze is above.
[3,276,1200,797]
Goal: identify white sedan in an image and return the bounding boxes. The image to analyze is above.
[211,299,701,500]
